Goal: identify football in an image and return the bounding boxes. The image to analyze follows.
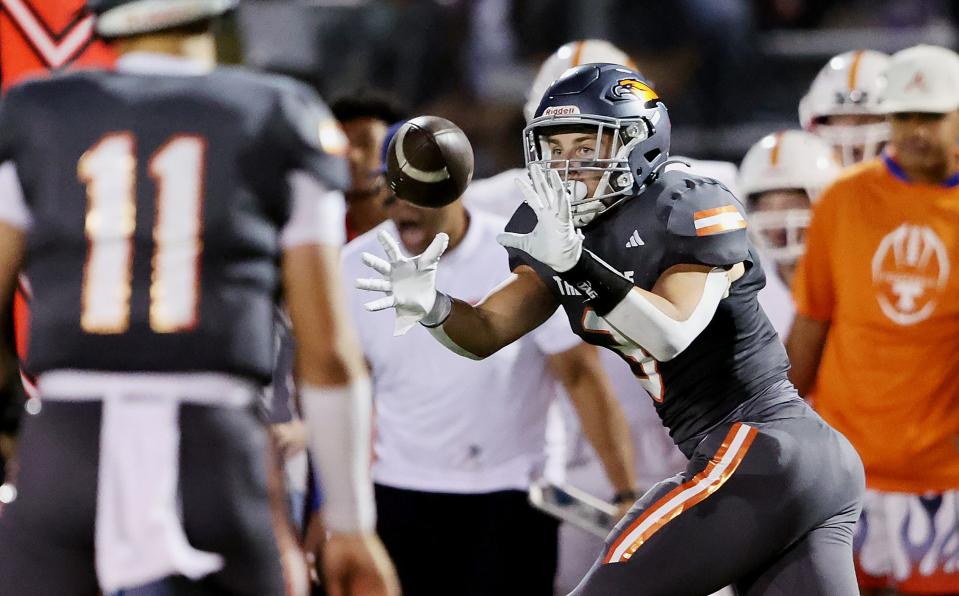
[385,115,474,208]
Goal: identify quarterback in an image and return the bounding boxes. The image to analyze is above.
[359,64,865,595]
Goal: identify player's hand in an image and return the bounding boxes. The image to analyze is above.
[321,532,400,596]
[357,229,449,336]
[497,166,583,272]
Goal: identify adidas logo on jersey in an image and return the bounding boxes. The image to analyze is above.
[625,230,645,248]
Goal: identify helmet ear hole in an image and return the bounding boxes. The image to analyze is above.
[644,148,661,162]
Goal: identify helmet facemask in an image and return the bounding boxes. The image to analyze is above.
[812,119,889,166]
[748,207,811,265]
[523,116,648,227]
[746,189,814,285]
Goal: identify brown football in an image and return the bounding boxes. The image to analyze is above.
[385,115,474,208]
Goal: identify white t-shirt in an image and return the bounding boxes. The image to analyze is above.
[341,210,582,493]
[758,260,795,340]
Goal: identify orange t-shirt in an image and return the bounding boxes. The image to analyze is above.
[794,153,959,492]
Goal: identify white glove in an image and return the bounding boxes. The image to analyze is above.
[356,229,449,336]
[496,166,583,273]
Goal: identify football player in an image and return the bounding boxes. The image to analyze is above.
[0,1,398,595]
[788,44,959,596]
[359,63,865,595]
[738,130,841,337]
[799,49,890,166]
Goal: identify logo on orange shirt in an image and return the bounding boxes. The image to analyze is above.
[871,223,950,325]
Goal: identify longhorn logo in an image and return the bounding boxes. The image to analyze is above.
[872,224,949,325]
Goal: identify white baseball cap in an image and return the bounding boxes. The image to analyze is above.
[879,44,959,114]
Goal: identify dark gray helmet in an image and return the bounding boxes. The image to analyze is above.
[87,0,237,38]
[524,63,670,226]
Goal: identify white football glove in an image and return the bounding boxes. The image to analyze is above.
[356,229,449,336]
[496,166,583,273]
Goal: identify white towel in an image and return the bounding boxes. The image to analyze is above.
[95,392,223,591]
[38,371,256,592]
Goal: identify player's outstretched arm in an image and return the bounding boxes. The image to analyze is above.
[357,229,559,359]
[283,242,399,596]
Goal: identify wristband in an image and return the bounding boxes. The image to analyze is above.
[420,292,453,328]
[612,488,640,505]
[558,249,634,316]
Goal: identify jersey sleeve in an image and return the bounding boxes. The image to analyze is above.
[662,177,751,270]
[274,81,350,191]
[792,185,839,322]
[279,171,346,248]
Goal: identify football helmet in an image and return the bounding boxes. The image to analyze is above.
[525,63,670,227]
[524,39,638,123]
[739,130,841,265]
[799,50,890,166]
[87,0,237,37]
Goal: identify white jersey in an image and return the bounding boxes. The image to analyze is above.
[341,211,582,493]
[757,261,795,340]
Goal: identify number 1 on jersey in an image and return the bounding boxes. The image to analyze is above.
[78,133,205,334]
[581,308,665,402]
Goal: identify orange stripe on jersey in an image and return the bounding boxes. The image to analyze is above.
[571,41,585,67]
[604,423,758,564]
[693,205,746,236]
[696,220,747,236]
[848,50,865,91]
[769,131,784,167]
[693,205,739,220]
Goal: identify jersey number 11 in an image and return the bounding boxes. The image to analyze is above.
[77,132,206,335]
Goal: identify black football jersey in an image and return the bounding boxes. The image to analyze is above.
[0,66,348,383]
[505,170,789,445]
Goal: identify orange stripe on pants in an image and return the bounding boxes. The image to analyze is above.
[605,422,758,564]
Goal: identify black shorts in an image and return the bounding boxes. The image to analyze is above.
[0,400,289,595]
[375,483,560,596]
[570,383,865,596]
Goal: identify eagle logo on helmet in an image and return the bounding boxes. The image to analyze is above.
[610,78,658,102]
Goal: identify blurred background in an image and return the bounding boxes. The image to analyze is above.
[229,0,959,176]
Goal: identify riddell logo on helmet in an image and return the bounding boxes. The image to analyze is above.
[543,105,580,116]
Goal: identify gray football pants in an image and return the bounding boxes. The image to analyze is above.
[570,403,865,596]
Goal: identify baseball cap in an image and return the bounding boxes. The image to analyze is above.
[379,120,407,175]
[879,44,959,114]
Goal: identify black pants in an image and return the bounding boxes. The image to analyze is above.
[375,483,560,596]
[0,400,287,596]
[570,396,865,596]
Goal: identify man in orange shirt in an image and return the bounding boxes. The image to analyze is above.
[789,44,959,595]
